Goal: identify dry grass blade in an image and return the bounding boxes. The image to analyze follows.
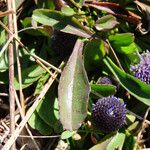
[14,91,40,150]
[7,0,16,149]
[136,107,150,149]
[0,10,14,17]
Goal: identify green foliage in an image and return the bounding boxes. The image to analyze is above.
[1,0,150,149]
[32,9,92,38]
[109,33,137,54]
[14,64,46,90]
[104,57,150,106]
[91,84,116,97]
[84,39,106,70]
[95,15,119,31]
[28,111,53,135]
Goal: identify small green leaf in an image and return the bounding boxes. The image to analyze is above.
[109,33,137,54]
[106,132,125,150]
[0,51,9,72]
[14,64,46,90]
[127,121,139,132]
[69,0,84,8]
[58,39,90,131]
[61,130,76,139]
[34,73,50,95]
[95,15,119,31]
[90,132,116,150]
[61,6,76,16]
[84,39,106,71]
[28,111,53,135]
[103,57,150,106]
[91,84,116,97]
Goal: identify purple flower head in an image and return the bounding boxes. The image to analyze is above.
[97,77,113,85]
[92,96,126,133]
[130,50,150,84]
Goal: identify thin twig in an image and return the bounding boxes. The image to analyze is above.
[2,62,64,150]
[7,0,16,149]
[136,107,150,145]
[12,0,25,115]
[0,10,14,17]
[12,0,28,148]
[106,39,124,70]
[18,26,44,33]
[7,134,60,138]
[0,93,9,96]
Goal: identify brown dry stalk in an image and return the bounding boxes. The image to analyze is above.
[136,107,150,149]
[0,10,14,17]
[7,0,16,149]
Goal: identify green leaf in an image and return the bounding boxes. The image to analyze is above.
[103,57,150,106]
[124,130,139,150]
[106,132,125,150]
[61,130,76,139]
[68,0,84,8]
[0,51,9,72]
[91,84,116,97]
[34,73,50,95]
[0,27,6,46]
[28,111,53,135]
[61,6,76,16]
[14,64,46,90]
[90,132,125,150]
[95,15,119,31]
[36,83,60,128]
[32,9,93,38]
[58,40,90,131]
[90,132,116,150]
[109,33,137,54]
[84,39,106,71]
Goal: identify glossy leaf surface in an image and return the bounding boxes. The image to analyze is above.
[106,132,125,150]
[95,15,119,31]
[58,40,90,130]
[91,84,116,97]
[109,33,137,54]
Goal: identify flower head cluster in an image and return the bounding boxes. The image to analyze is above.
[97,77,112,85]
[130,51,150,84]
[92,96,126,133]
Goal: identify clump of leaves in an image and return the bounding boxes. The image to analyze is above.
[1,0,150,149]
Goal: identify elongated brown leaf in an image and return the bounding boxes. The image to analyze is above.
[58,39,90,131]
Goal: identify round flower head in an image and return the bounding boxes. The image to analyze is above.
[97,77,112,85]
[130,51,150,84]
[92,96,126,133]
